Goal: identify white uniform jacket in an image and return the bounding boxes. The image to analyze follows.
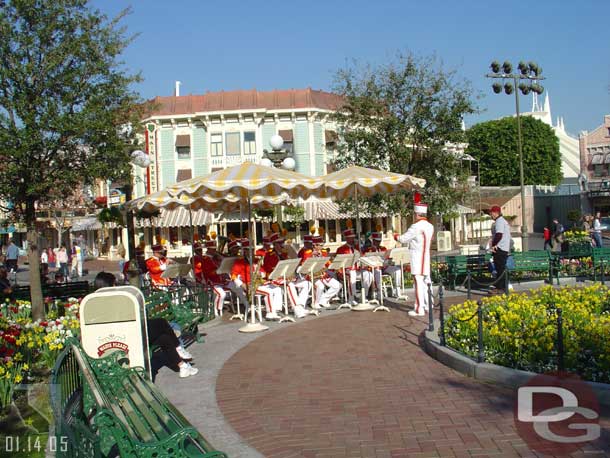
[397,218,435,276]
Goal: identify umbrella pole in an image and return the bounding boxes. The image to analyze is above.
[352,185,375,311]
[189,205,195,275]
[239,196,268,333]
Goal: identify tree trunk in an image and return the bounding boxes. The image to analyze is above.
[27,227,44,320]
[26,202,44,320]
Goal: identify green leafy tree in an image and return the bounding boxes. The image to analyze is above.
[332,51,478,216]
[0,0,142,319]
[465,116,561,186]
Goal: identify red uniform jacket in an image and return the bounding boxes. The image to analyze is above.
[298,248,313,265]
[200,255,225,285]
[231,257,251,286]
[145,256,171,286]
[193,254,205,283]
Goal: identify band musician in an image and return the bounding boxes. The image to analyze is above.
[256,233,285,320]
[365,229,402,298]
[145,244,174,287]
[336,222,372,305]
[311,234,342,308]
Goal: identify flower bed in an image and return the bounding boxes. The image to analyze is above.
[445,285,610,383]
[0,299,80,411]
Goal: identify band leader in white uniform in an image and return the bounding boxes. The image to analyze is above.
[395,202,435,316]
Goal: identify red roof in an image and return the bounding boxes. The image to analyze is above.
[144,88,344,117]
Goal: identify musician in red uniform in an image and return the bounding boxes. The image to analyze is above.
[192,243,205,283]
[231,238,253,316]
[297,235,314,263]
[200,239,227,316]
[312,235,342,308]
[256,232,285,320]
[336,225,372,304]
[145,244,173,287]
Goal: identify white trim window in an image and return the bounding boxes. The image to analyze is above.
[211,133,223,157]
[226,132,241,156]
[244,131,256,155]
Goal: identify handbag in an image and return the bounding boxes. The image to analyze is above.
[506,255,515,271]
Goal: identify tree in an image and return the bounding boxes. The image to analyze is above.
[465,116,561,186]
[332,51,478,216]
[0,0,142,319]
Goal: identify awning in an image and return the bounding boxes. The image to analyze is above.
[278,129,293,142]
[456,204,476,215]
[592,154,604,165]
[70,217,103,232]
[304,198,387,220]
[175,134,191,147]
[176,169,192,182]
[135,207,214,228]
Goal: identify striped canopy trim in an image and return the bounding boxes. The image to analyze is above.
[165,162,323,199]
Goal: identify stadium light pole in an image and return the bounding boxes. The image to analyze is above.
[486,61,545,251]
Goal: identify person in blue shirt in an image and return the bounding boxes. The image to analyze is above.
[5,240,19,273]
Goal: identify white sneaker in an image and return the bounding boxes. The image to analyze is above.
[179,362,198,378]
[176,346,192,360]
[408,310,425,317]
[265,312,279,320]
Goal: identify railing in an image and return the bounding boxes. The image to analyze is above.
[209,154,258,169]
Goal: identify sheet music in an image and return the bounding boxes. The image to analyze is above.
[269,259,301,281]
[328,254,355,271]
[298,258,328,275]
[389,247,410,264]
[160,264,181,279]
[359,255,384,268]
[216,256,239,275]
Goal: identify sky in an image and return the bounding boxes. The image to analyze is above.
[93,0,610,136]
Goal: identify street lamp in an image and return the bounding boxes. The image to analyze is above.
[124,150,151,262]
[486,60,545,251]
[262,134,296,170]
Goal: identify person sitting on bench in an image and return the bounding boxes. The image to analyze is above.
[92,272,198,378]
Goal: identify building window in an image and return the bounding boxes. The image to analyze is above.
[211,133,223,157]
[175,134,191,159]
[226,132,241,156]
[244,131,256,155]
[226,117,238,123]
[211,117,221,124]
[278,129,293,154]
[594,165,605,177]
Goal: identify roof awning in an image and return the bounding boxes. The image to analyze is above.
[135,207,213,228]
[70,217,103,232]
[175,134,191,147]
[176,169,192,182]
[592,154,604,165]
[278,129,293,142]
[304,198,387,220]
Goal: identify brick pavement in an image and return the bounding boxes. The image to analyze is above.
[215,306,609,458]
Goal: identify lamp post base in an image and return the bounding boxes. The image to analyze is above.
[238,322,269,333]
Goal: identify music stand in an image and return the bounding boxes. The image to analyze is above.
[269,259,301,323]
[299,257,328,316]
[160,264,182,279]
[328,254,356,310]
[360,255,389,312]
[389,248,410,301]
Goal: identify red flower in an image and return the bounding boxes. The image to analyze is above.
[40,321,48,327]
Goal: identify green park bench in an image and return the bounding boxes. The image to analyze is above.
[509,250,555,284]
[592,247,610,281]
[51,340,228,458]
[445,254,490,290]
[145,285,212,344]
[10,281,90,313]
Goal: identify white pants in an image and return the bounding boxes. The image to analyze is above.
[314,277,342,306]
[346,269,373,301]
[71,258,83,277]
[413,274,432,314]
[287,278,311,308]
[211,285,227,316]
[256,284,283,313]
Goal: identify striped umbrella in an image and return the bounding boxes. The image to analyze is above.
[164,162,323,199]
[320,165,426,311]
[321,165,425,199]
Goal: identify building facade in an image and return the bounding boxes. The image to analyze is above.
[579,114,610,213]
[136,88,343,200]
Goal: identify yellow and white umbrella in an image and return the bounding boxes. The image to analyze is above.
[164,162,323,199]
[320,165,426,311]
[321,165,425,199]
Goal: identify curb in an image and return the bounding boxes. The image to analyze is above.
[423,327,610,409]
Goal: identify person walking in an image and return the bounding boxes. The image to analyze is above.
[71,241,83,278]
[40,248,49,278]
[592,212,603,248]
[394,201,435,316]
[5,240,19,273]
[488,206,512,294]
[552,218,564,251]
[57,244,69,278]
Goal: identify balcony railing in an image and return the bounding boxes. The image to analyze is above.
[210,154,258,169]
[588,180,610,197]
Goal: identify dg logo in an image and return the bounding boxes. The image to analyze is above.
[514,371,603,455]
